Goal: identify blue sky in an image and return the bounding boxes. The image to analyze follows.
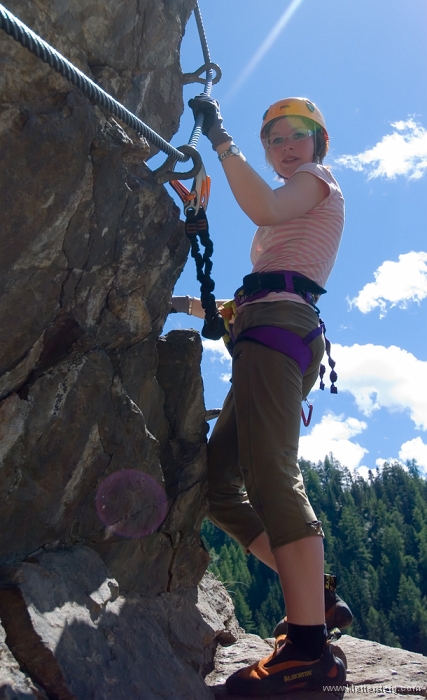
[159,0,427,478]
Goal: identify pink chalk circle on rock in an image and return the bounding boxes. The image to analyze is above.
[95,470,168,539]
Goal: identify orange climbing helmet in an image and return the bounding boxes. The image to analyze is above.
[260,97,329,153]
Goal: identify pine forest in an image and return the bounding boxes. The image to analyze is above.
[201,458,427,655]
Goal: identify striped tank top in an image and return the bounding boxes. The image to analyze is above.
[248,163,345,307]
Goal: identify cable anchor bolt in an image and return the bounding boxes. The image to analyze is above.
[153,144,202,185]
[182,62,222,86]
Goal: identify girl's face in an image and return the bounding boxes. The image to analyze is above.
[263,116,316,179]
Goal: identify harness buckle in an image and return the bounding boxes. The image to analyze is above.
[242,272,263,294]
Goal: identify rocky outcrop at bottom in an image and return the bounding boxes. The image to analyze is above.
[0,548,240,700]
[1,547,427,700]
[207,633,427,699]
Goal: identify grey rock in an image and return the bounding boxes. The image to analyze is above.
[0,545,216,700]
[197,571,242,648]
[0,621,49,699]
[0,0,193,147]
[0,0,206,593]
[0,0,221,695]
[340,635,427,695]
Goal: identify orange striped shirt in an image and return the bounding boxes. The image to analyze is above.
[247,163,345,307]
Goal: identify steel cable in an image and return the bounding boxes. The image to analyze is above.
[0,1,217,163]
[0,0,224,337]
[188,2,212,149]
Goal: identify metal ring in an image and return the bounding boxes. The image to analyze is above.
[153,145,202,184]
[182,62,222,86]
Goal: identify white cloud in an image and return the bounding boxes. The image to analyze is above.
[375,458,389,469]
[348,251,427,317]
[376,456,407,470]
[202,339,232,364]
[325,344,427,430]
[335,119,427,180]
[375,450,427,476]
[202,339,231,382]
[299,413,368,473]
[356,465,374,480]
[399,437,427,471]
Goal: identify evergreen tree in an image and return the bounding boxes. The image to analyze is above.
[255,579,284,636]
[390,575,427,654]
[365,607,400,648]
[378,522,405,611]
[233,588,256,632]
[417,525,427,597]
[200,456,427,653]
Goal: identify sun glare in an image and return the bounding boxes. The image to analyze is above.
[223,0,305,103]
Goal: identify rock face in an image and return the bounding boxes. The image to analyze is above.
[0,549,239,700]
[0,0,209,583]
[0,0,239,697]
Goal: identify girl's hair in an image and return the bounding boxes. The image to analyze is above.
[261,116,328,171]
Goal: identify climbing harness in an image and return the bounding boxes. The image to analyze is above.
[218,270,339,426]
[236,323,337,389]
[234,270,326,313]
[236,325,323,374]
[217,299,237,355]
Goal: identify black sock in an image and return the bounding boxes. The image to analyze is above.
[286,622,327,660]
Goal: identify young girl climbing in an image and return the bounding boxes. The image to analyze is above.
[185,95,348,696]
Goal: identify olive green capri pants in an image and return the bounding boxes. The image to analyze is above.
[207,300,325,551]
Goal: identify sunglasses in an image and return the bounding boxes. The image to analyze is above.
[263,129,314,149]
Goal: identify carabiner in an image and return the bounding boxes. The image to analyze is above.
[301,399,313,427]
[186,162,211,215]
[170,161,211,215]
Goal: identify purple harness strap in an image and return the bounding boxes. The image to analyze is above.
[236,325,324,375]
[236,322,337,395]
